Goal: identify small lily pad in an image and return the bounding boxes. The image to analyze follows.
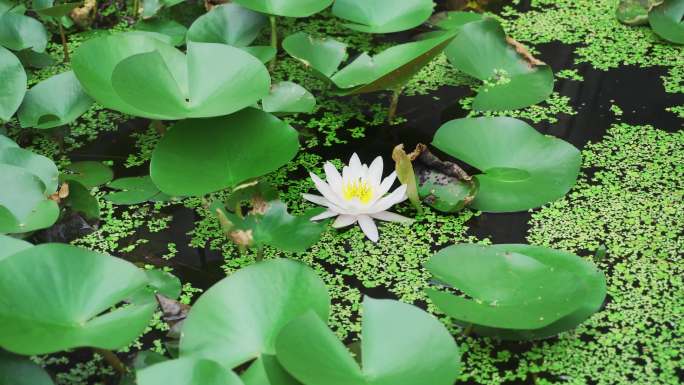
[104,175,169,205]
[332,0,434,33]
[0,46,26,122]
[233,0,334,17]
[61,161,114,188]
[134,18,187,46]
[425,244,607,340]
[261,81,316,114]
[649,0,684,44]
[17,70,94,129]
[432,117,580,213]
[282,32,348,78]
[0,7,48,52]
[187,3,266,47]
[64,180,100,220]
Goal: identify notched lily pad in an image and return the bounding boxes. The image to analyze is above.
[282,32,348,78]
[648,0,684,44]
[617,0,664,25]
[104,175,171,205]
[261,81,316,114]
[425,244,607,340]
[332,0,434,33]
[60,160,114,188]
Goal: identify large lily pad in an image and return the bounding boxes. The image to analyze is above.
[233,0,333,17]
[18,70,94,129]
[187,3,266,47]
[180,259,330,369]
[262,81,316,114]
[0,243,156,354]
[425,244,606,340]
[72,33,270,119]
[444,18,554,111]
[138,357,244,385]
[0,350,54,385]
[0,233,32,260]
[432,117,580,212]
[150,108,300,196]
[0,6,48,52]
[332,0,434,33]
[649,0,684,44]
[331,31,457,94]
[276,297,461,385]
[0,46,26,122]
[281,32,348,78]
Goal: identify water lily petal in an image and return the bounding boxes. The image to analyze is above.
[310,172,348,209]
[324,162,344,195]
[348,153,363,178]
[368,156,383,186]
[302,193,330,206]
[366,171,397,207]
[370,184,408,212]
[357,215,379,242]
[370,210,413,224]
[310,209,339,221]
[333,214,357,228]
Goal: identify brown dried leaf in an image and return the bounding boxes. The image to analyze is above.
[69,0,97,28]
[155,293,190,329]
[48,183,70,203]
[506,37,545,67]
[229,229,253,247]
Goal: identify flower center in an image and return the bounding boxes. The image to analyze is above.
[342,179,373,203]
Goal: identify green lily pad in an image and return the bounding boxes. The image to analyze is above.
[262,81,316,114]
[61,160,114,188]
[416,166,478,213]
[617,0,664,25]
[150,108,299,197]
[64,180,100,220]
[0,46,26,122]
[0,200,59,234]
[138,358,244,385]
[34,1,81,18]
[332,0,434,33]
[104,175,169,205]
[180,259,330,369]
[14,47,55,68]
[331,31,457,94]
[0,7,48,52]
[276,297,461,385]
[282,32,348,78]
[233,0,333,17]
[432,117,580,212]
[141,0,184,18]
[73,33,270,120]
[0,164,51,222]
[0,135,59,192]
[17,70,94,129]
[241,45,276,63]
[221,200,326,252]
[431,11,483,30]
[649,0,684,44]
[135,18,187,46]
[187,3,266,47]
[425,244,606,340]
[241,355,301,385]
[0,243,157,354]
[0,350,54,385]
[0,233,32,260]
[444,18,554,111]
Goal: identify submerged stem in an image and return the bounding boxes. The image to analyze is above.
[58,23,69,63]
[387,88,402,123]
[94,348,127,375]
[269,16,277,71]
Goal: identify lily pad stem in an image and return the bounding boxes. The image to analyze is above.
[94,348,127,375]
[387,87,403,123]
[58,23,69,63]
[132,0,139,18]
[269,15,277,71]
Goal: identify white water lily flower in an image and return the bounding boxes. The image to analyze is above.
[304,153,411,242]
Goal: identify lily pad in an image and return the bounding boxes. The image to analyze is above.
[61,160,114,188]
[261,81,316,114]
[141,0,184,19]
[14,47,55,68]
[432,117,580,212]
[282,32,348,78]
[0,199,59,234]
[0,46,26,122]
[135,18,187,46]
[104,175,169,205]
[241,45,276,63]
[64,180,100,220]
[221,200,326,252]
[649,0,684,44]
[276,297,461,385]
[180,259,330,369]
[0,6,48,52]
[431,11,483,30]
[241,355,301,385]
[331,30,457,94]
[0,135,59,192]
[0,233,32,260]
[0,243,156,354]
[150,108,300,196]
[425,244,607,340]
[332,0,434,33]
[0,350,54,385]
[72,33,270,120]
[616,0,664,25]
[444,18,554,111]
[18,70,94,129]
[34,1,81,18]
[138,358,244,385]
[187,3,266,47]
[233,0,333,18]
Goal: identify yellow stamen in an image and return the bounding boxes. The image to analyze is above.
[342,179,373,203]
